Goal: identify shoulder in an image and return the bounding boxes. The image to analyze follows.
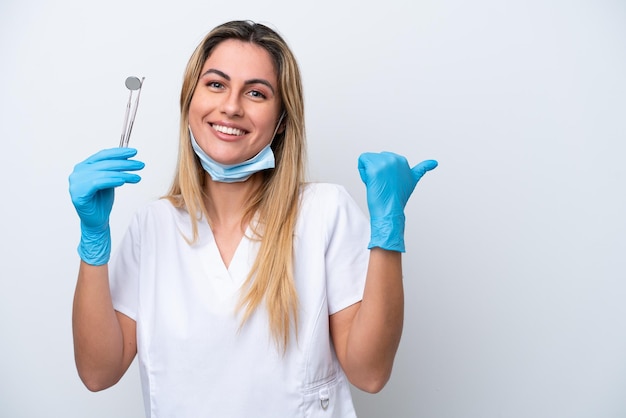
[124,198,206,246]
[134,198,177,220]
[298,182,367,228]
[300,182,356,208]
[130,198,191,231]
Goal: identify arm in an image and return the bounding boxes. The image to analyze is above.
[68,148,144,391]
[330,249,403,393]
[331,152,437,393]
[72,262,137,391]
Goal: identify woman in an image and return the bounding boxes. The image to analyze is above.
[69,20,437,417]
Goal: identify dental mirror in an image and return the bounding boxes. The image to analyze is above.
[119,76,145,147]
[125,76,142,91]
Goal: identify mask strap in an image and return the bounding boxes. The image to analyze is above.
[270,111,287,145]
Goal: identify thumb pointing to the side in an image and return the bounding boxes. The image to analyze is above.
[411,159,438,182]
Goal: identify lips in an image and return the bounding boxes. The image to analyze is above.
[211,123,247,136]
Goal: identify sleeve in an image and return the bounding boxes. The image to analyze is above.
[324,185,370,315]
[109,212,141,321]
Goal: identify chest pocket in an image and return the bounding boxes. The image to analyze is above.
[302,373,357,418]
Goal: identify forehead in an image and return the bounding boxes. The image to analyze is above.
[201,39,278,83]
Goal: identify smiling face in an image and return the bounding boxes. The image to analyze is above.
[188,39,283,166]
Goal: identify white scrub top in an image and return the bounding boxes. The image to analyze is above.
[109,183,370,417]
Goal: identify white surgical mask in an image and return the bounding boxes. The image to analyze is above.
[189,112,285,183]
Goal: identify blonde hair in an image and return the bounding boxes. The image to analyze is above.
[165,20,306,350]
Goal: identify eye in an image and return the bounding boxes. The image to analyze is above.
[247,90,267,99]
[206,81,224,90]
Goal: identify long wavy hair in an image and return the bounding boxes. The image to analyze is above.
[164,20,306,350]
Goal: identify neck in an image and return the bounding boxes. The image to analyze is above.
[202,172,263,228]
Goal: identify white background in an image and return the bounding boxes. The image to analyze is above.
[1,0,625,417]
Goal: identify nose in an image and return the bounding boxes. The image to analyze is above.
[220,90,244,118]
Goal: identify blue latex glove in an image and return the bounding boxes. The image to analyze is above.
[69,148,144,265]
[358,151,437,252]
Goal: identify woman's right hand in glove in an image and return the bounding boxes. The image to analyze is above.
[68,148,144,265]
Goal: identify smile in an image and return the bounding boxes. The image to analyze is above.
[212,124,247,136]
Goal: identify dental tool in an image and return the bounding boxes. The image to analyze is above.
[119,76,145,147]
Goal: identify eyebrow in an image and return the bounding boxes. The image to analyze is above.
[201,68,276,94]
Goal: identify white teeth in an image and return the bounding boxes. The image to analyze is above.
[212,124,245,136]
